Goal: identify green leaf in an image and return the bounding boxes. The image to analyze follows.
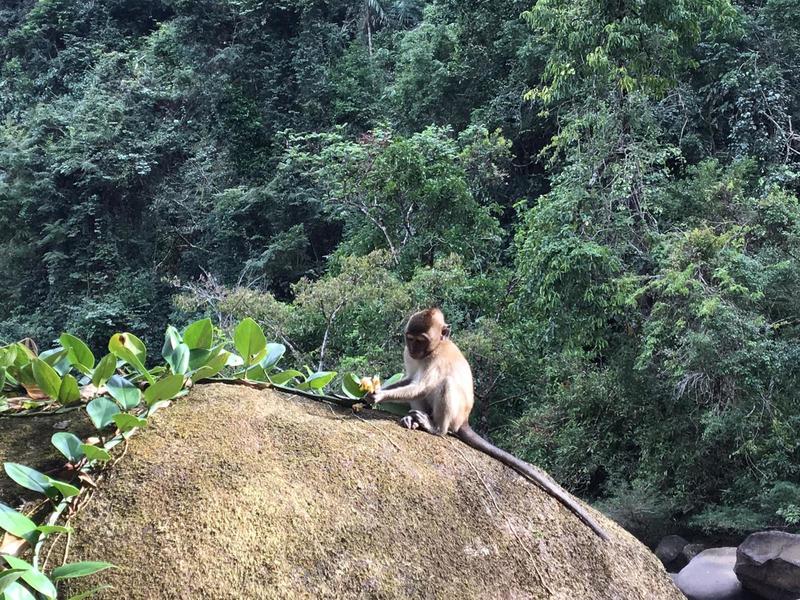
[80,445,111,462]
[38,349,70,376]
[0,570,25,595]
[31,359,61,400]
[47,478,80,499]
[36,525,72,535]
[183,318,213,350]
[0,502,37,543]
[57,374,80,404]
[91,353,116,387]
[269,370,303,386]
[166,343,190,375]
[3,580,36,600]
[162,326,182,358]
[260,343,286,371]
[191,351,229,382]
[108,332,153,384]
[244,365,267,381]
[342,373,366,399]
[305,371,337,390]
[3,556,56,599]
[384,372,404,386]
[106,375,141,410]
[86,398,120,430]
[59,334,95,374]
[143,374,185,406]
[234,318,266,366]
[112,413,147,433]
[51,562,114,581]
[51,432,85,463]
[3,463,51,496]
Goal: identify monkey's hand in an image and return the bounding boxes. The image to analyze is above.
[364,390,386,405]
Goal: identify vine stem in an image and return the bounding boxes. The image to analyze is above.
[197,377,367,410]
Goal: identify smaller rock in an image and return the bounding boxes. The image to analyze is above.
[656,535,690,572]
[674,547,755,600]
[683,543,707,562]
[735,531,800,600]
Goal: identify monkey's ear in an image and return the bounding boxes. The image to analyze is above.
[442,323,451,339]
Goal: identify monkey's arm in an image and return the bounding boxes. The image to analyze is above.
[371,380,430,404]
[380,378,412,391]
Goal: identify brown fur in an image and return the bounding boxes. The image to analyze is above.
[368,308,610,541]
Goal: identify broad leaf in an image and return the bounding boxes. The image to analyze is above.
[143,374,185,406]
[112,413,147,433]
[80,445,111,462]
[305,371,337,390]
[0,570,25,595]
[269,370,303,386]
[106,375,141,410]
[191,351,229,382]
[38,349,70,376]
[260,343,286,371]
[108,332,153,384]
[342,373,366,399]
[384,372,404,386]
[0,503,37,544]
[91,353,116,387]
[47,478,80,499]
[59,334,95,373]
[51,562,114,581]
[86,398,120,430]
[2,556,56,599]
[31,359,61,400]
[183,318,213,350]
[3,580,36,600]
[51,432,84,463]
[3,464,51,496]
[166,343,190,375]
[57,374,80,404]
[234,318,266,366]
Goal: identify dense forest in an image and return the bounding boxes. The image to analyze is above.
[1,0,798,543]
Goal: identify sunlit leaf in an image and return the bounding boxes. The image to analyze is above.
[342,373,366,399]
[106,375,141,410]
[91,353,116,387]
[86,398,120,430]
[191,350,229,382]
[47,478,80,499]
[31,359,61,400]
[234,318,266,366]
[260,343,286,371]
[51,562,114,581]
[51,432,85,463]
[0,570,25,594]
[183,318,213,350]
[0,503,37,544]
[2,580,36,600]
[36,525,72,535]
[112,413,147,433]
[3,463,51,496]
[269,370,303,386]
[57,374,80,404]
[80,445,111,462]
[59,334,95,374]
[3,556,56,599]
[305,371,337,390]
[108,332,153,384]
[143,374,185,406]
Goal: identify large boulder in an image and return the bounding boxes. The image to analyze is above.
[656,535,690,572]
[52,384,685,599]
[735,531,800,600]
[674,547,756,600]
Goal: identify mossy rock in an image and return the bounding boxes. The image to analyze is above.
[53,383,682,599]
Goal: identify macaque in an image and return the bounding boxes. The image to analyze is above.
[367,308,610,542]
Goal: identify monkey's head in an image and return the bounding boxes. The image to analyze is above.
[404,308,451,359]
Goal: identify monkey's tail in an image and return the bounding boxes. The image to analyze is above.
[454,425,610,542]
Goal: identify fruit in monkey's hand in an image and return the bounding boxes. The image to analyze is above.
[358,376,381,394]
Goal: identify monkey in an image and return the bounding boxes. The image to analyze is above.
[366,308,610,542]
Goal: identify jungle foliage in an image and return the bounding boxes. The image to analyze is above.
[1,0,799,541]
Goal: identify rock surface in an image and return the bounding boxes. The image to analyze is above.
[52,384,684,599]
[674,547,755,600]
[656,535,690,572]
[735,531,800,600]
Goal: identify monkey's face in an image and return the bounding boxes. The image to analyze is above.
[405,332,435,359]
